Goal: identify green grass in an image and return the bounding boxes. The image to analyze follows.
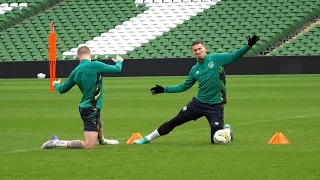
[0,75,320,180]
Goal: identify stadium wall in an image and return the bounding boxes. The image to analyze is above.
[0,56,319,78]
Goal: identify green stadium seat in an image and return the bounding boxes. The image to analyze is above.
[271,21,320,56]
[310,46,320,51]
[1,0,147,61]
[304,50,315,55]
[131,0,319,58]
[1,0,319,60]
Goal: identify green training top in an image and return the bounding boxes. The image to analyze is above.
[164,45,250,104]
[54,59,123,109]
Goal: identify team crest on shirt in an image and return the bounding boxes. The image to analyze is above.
[196,71,199,75]
[208,62,214,68]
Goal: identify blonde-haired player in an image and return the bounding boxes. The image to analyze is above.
[41,46,124,149]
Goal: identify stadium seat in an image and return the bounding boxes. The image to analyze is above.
[269,21,320,56]
[0,0,319,61]
[127,0,319,58]
[0,0,148,61]
[59,0,219,58]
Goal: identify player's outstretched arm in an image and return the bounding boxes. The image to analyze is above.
[53,71,76,94]
[150,75,196,95]
[214,35,260,66]
[95,55,124,73]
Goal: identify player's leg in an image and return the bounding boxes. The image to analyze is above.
[41,133,96,149]
[134,97,203,144]
[221,103,233,141]
[41,107,100,149]
[78,107,100,148]
[41,126,99,149]
[97,117,105,143]
[93,108,119,145]
[96,108,107,143]
[219,102,233,140]
[97,117,119,145]
[56,131,98,149]
[204,103,227,144]
[134,110,194,144]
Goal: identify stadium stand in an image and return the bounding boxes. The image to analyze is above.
[268,20,320,56]
[0,0,61,31]
[62,0,219,59]
[124,0,319,59]
[1,0,148,61]
[0,0,319,61]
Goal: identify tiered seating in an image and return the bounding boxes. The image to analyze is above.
[0,0,319,61]
[62,0,219,58]
[126,0,319,58]
[0,0,147,61]
[269,22,320,56]
[0,2,28,14]
[0,0,61,31]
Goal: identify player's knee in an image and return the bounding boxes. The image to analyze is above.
[85,144,96,149]
[83,140,97,149]
[173,111,191,126]
[158,111,191,136]
[84,131,98,149]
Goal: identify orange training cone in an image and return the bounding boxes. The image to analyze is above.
[268,132,290,144]
[126,132,143,144]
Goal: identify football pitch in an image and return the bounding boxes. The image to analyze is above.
[0,75,319,180]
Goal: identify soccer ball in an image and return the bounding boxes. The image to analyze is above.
[213,129,231,144]
[37,73,46,79]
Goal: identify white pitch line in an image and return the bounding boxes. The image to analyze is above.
[2,113,320,154]
[236,113,320,126]
[4,148,40,154]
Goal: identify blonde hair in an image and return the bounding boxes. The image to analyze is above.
[77,46,91,56]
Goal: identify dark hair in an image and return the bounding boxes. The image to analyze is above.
[191,40,204,47]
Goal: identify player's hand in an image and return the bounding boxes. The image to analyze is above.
[150,84,164,95]
[112,55,124,63]
[52,79,61,86]
[248,35,260,47]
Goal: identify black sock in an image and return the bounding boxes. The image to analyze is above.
[211,126,223,144]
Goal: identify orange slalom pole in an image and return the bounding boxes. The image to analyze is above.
[49,22,56,91]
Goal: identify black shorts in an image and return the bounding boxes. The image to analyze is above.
[79,107,101,132]
[181,97,224,128]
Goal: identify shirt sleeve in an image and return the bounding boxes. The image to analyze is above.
[212,45,251,66]
[95,60,123,73]
[54,70,76,94]
[163,70,197,93]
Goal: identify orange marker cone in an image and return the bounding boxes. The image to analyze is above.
[126,132,143,144]
[268,132,290,144]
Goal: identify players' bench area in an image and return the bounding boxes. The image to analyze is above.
[0,0,319,62]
